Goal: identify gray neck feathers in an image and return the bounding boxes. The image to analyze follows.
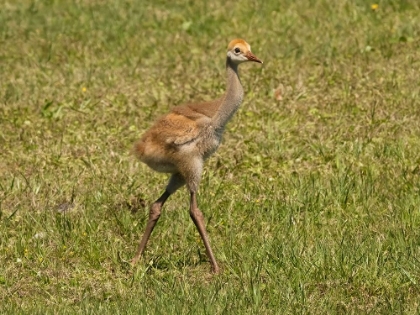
[211,58,244,130]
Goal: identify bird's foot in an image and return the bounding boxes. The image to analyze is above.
[211,264,221,274]
[130,256,140,266]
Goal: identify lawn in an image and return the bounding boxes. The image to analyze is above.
[1,0,420,313]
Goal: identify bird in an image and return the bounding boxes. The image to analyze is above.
[131,39,263,273]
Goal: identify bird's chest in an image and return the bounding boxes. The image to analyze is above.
[200,127,223,159]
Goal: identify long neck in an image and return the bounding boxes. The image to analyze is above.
[211,58,244,129]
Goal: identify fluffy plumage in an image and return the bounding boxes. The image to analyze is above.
[131,39,262,273]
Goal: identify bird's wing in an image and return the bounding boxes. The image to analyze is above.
[160,101,219,146]
[144,99,221,147]
[157,112,202,146]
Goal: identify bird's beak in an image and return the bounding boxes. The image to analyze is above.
[246,51,263,64]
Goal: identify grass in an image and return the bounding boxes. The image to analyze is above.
[1,0,420,313]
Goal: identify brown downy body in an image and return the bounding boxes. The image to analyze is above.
[132,39,262,273]
[134,39,262,185]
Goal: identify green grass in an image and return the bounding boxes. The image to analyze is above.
[1,0,420,313]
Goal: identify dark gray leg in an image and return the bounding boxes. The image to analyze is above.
[189,191,220,273]
[131,173,185,265]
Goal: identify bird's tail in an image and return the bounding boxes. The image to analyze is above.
[132,140,145,160]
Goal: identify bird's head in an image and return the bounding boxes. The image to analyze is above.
[227,39,263,65]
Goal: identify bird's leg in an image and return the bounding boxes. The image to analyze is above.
[189,191,220,274]
[131,190,169,265]
[131,173,185,265]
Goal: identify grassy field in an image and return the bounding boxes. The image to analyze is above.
[1,0,420,313]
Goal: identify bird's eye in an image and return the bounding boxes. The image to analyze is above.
[234,47,241,54]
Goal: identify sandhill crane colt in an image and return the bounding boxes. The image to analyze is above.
[132,39,263,273]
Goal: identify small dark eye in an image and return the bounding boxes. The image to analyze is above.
[234,47,241,53]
